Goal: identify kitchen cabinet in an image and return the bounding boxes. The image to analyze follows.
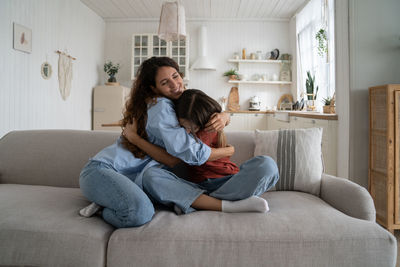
[369,84,400,233]
[225,113,269,131]
[131,34,189,80]
[226,111,337,175]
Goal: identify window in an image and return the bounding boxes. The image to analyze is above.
[296,0,335,108]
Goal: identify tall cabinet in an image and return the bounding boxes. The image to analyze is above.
[369,84,400,232]
[93,85,130,131]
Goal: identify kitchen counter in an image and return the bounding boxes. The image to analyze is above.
[226,110,338,120]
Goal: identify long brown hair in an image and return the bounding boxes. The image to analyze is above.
[175,89,227,148]
[122,57,180,158]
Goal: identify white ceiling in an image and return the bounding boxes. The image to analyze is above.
[81,0,309,21]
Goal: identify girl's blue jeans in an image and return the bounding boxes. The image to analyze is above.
[79,161,155,228]
[141,156,280,214]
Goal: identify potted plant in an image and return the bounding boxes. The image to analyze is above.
[315,28,328,58]
[322,96,335,114]
[104,60,120,85]
[223,69,239,80]
[305,71,318,111]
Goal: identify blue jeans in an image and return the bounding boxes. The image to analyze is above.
[79,161,155,228]
[141,156,279,214]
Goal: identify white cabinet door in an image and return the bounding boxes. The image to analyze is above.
[225,113,268,131]
[132,34,189,80]
[267,114,291,130]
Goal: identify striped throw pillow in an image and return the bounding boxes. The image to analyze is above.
[254,128,323,196]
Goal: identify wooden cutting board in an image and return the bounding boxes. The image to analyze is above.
[227,87,240,111]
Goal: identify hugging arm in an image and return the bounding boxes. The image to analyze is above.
[123,123,181,168]
[124,120,234,166]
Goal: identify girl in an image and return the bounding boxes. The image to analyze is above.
[123,88,280,215]
[175,89,240,184]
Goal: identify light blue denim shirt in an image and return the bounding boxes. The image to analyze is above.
[91,97,211,180]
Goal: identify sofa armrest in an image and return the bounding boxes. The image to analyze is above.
[320,173,376,221]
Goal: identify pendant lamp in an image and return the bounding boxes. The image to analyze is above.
[158,1,186,42]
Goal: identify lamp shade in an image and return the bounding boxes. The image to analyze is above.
[158,1,186,42]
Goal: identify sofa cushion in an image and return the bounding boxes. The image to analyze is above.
[254,128,323,195]
[0,130,119,188]
[107,191,396,267]
[0,184,114,267]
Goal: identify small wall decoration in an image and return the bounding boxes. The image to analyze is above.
[41,62,52,80]
[13,23,32,53]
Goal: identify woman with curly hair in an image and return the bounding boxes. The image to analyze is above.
[79,57,277,228]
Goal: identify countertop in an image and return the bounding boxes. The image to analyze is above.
[226,110,338,120]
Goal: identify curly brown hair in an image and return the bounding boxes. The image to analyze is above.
[121,57,180,158]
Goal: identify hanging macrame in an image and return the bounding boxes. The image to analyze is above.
[57,52,73,100]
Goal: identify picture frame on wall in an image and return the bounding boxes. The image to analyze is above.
[13,23,32,53]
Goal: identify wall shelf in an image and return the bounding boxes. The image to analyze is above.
[228,59,289,64]
[228,80,292,85]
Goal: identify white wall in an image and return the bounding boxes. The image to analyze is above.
[348,0,400,187]
[104,19,292,110]
[0,0,105,138]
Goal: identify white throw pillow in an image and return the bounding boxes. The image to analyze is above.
[254,128,323,196]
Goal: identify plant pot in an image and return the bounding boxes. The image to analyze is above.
[108,76,116,83]
[306,100,316,111]
[228,74,237,80]
[323,105,335,114]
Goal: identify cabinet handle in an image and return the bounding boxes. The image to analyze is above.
[311,120,316,124]
[255,113,259,117]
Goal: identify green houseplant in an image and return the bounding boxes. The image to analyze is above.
[315,28,328,57]
[223,69,239,80]
[322,96,335,114]
[104,61,120,83]
[305,71,319,111]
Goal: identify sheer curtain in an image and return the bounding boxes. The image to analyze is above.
[296,0,335,108]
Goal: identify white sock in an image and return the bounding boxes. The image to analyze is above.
[79,202,102,217]
[222,196,269,213]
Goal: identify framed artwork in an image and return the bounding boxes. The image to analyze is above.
[13,23,32,53]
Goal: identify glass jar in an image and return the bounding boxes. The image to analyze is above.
[256,51,263,60]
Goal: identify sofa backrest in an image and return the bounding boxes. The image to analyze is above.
[0,130,119,188]
[0,130,255,188]
[225,131,255,165]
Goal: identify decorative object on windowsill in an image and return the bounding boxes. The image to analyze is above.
[315,28,328,58]
[13,23,32,53]
[56,50,75,101]
[277,94,294,111]
[322,93,336,114]
[322,97,335,114]
[305,71,318,111]
[158,1,186,42]
[223,69,238,81]
[104,61,120,86]
[41,62,52,80]
[227,87,240,111]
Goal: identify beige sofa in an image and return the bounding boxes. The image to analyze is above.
[0,130,396,267]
